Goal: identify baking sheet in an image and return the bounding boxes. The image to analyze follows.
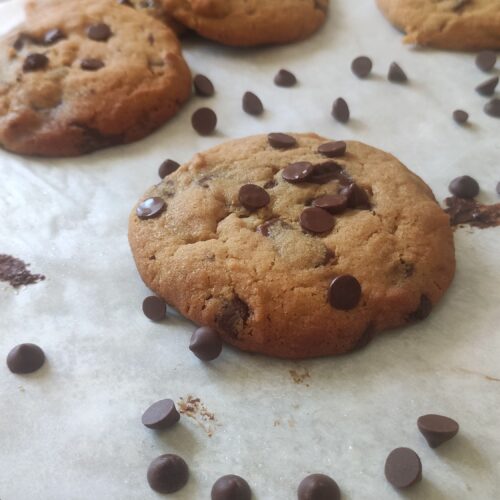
[1,0,499,498]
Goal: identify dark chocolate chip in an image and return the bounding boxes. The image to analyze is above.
[7,343,45,374]
[313,193,348,214]
[332,97,350,123]
[340,183,371,208]
[216,297,249,339]
[87,23,112,42]
[189,326,223,361]
[267,133,297,149]
[297,474,341,500]
[238,184,270,210]
[211,474,251,500]
[282,162,314,183]
[417,414,459,448]
[142,296,167,321]
[351,55,372,78]
[142,399,180,430]
[191,107,217,135]
[309,161,346,185]
[408,295,433,321]
[274,68,297,87]
[159,159,180,179]
[385,448,422,489]
[80,58,105,71]
[136,197,166,219]
[23,53,49,72]
[475,51,497,72]
[328,274,361,310]
[147,454,189,494]
[300,207,335,234]
[43,28,66,45]
[449,175,480,198]
[317,141,347,158]
[388,62,408,83]
[263,179,277,189]
[453,110,469,124]
[475,76,499,96]
[193,74,215,97]
[242,91,264,116]
[484,98,500,118]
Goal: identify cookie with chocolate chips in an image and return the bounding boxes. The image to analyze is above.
[0,0,191,157]
[377,0,500,50]
[129,133,455,359]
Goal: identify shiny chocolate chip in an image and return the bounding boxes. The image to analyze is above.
[43,28,66,45]
[282,162,314,183]
[239,184,270,210]
[340,183,370,208]
[313,193,348,214]
[23,53,49,72]
[318,141,347,158]
[300,207,335,234]
[267,133,297,149]
[328,274,361,310]
[87,23,112,41]
[136,197,166,219]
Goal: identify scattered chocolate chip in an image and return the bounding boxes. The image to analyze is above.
[142,399,180,430]
[313,193,348,214]
[7,343,45,374]
[388,62,408,83]
[216,297,249,339]
[23,53,49,72]
[0,254,45,288]
[211,474,251,500]
[147,454,189,494]
[318,141,347,158]
[189,326,223,361]
[193,74,215,97]
[475,76,499,96]
[274,68,297,87]
[43,28,66,45]
[300,207,335,234]
[87,23,112,41]
[475,50,497,72]
[408,294,433,321]
[191,107,217,135]
[242,91,264,116]
[449,175,480,198]
[136,197,166,219]
[328,274,361,310]
[297,474,341,500]
[238,184,270,210]
[417,414,459,448]
[453,109,469,124]
[351,55,372,78]
[309,161,345,184]
[332,97,350,123]
[484,98,500,118]
[267,133,297,149]
[159,159,180,179]
[80,58,105,71]
[282,162,314,183]
[142,296,167,321]
[340,183,371,208]
[385,448,422,489]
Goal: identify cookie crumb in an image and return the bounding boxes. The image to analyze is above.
[177,395,216,437]
[289,369,311,386]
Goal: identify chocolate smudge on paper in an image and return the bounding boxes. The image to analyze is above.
[0,254,45,288]
[444,197,500,229]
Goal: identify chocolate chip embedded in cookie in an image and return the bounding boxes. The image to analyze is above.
[129,133,455,359]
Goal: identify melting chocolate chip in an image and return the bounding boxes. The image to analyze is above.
[332,97,350,123]
[193,74,215,97]
[136,197,166,219]
[242,91,264,116]
[484,98,500,118]
[300,207,335,234]
[408,295,433,321]
[313,193,348,214]
[80,58,105,71]
[147,454,189,493]
[351,55,372,78]
[417,414,459,448]
[267,133,297,149]
[297,474,341,500]
[191,107,217,135]
[475,51,497,72]
[328,274,361,310]
[142,296,167,321]
[388,62,408,83]
[274,68,297,87]
[189,326,223,361]
[7,343,45,374]
[282,162,314,183]
[317,141,347,158]
[159,159,180,179]
[453,109,469,124]
[211,475,251,500]
[238,184,270,210]
[216,297,249,339]
[87,23,112,41]
[43,28,66,45]
[340,183,371,208]
[309,161,345,184]
[142,399,180,430]
[23,53,49,72]
[385,448,422,489]
[476,76,499,96]
[257,218,279,237]
[445,196,500,228]
[449,175,480,198]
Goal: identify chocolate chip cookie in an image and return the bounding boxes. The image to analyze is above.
[161,0,329,47]
[377,0,500,50]
[129,133,455,359]
[0,0,191,157]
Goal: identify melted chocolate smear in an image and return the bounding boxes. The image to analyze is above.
[0,255,45,288]
[216,296,249,338]
[445,196,500,229]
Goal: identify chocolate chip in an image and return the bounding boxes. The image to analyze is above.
[142,296,167,321]
[136,197,166,219]
[80,58,105,71]
[408,294,432,321]
[351,55,372,78]
[211,474,251,500]
[7,343,45,374]
[189,326,223,361]
[43,28,66,45]
[257,218,280,237]
[453,109,469,124]
[332,97,350,123]
[147,454,189,494]
[267,133,297,149]
[87,23,112,41]
[242,91,263,116]
[216,297,249,339]
[309,161,345,184]
[23,53,49,72]
[297,474,341,500]
[475,51,497,72]
[484,98,500,118]
[313,193,348,214]
[318,141,347,158]
[476,76,499,96]
[385,448,422,489]
[191,107,217,135]
[282,162,314,183]
[449,175,480,198]
[328,274,361,310]
[340,183,370,208]
[142,399,180,430]
[159,159,180,179]
[263,179,277,189]
[274,68,297,87]
[193,74,215,97]
[238,184,270,210]
[417,414,459,448]
[388,62,408,83]
[300,207,335,234]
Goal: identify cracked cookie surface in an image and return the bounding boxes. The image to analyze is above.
[129,133,455,359]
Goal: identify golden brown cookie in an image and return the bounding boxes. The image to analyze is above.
[377,0,500,50]
[0,0,191,157]
[128,133,455,359]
